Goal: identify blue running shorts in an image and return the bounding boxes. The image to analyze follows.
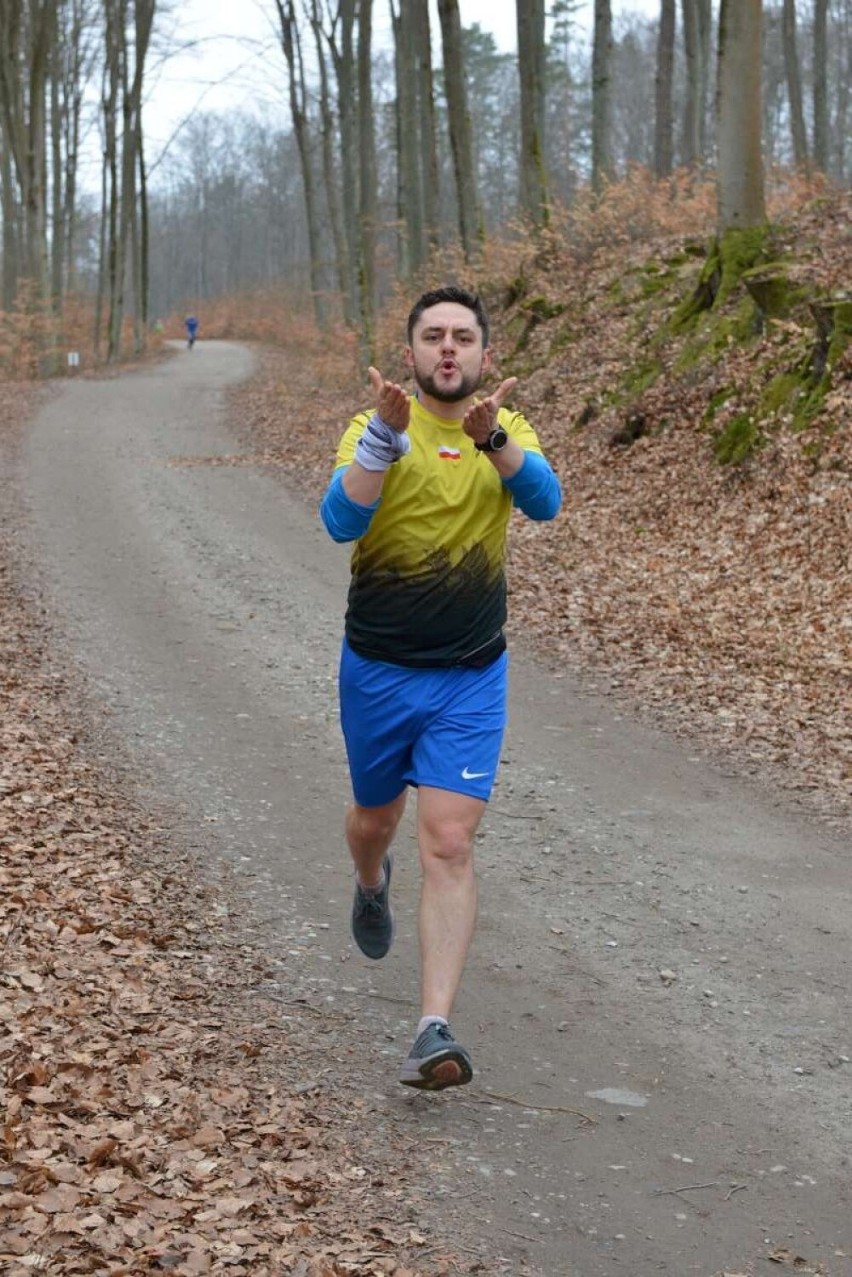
[339,638,508,807]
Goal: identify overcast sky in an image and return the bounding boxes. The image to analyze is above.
[143,0,661,165]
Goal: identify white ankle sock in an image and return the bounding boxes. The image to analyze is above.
[417,1015,448,1036]
[356,868,385,894]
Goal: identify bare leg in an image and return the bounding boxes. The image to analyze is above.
[346,791,407,886]
[416,786,486,1018]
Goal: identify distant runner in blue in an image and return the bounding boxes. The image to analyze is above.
[184,314,199,349]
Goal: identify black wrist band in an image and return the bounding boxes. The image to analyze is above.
[475,426,509,453]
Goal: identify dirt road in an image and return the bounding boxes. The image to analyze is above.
[14,343,852,1277]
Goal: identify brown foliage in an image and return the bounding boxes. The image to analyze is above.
[0,293,164,380]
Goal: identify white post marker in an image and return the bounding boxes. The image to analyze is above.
[67,352,80,369]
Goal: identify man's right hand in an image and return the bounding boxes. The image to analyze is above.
[369,366,410,432]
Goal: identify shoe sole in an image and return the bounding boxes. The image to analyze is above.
[400,1049,473,1091]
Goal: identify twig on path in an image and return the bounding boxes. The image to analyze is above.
[562,879,630,886]
[261,994,349,1021]
[488,809,545,820]
[654,1174,720,1195]
[547,946,607,984]
[473,1088,598,1124]
[725,1182,748,1200]
[496,1227,544,1244]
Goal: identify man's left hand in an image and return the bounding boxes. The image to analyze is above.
[462,377,518,447]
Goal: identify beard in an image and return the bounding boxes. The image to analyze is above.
[413,357,483,403]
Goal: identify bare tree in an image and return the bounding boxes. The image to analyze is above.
[53,0,98,299]
[782,0,809,170]
[696,0,712,156]
[716,0,765,233]
[321,0,358,322]
[309,0,350,317]
[517,0,549,228]
[812,0,829,172]
[0,127,17,308]
[96,0,121,360]
[681,0,701,164]
[654,0,676,177]
[591,0,614,193]
[0,0,55,301]
[273,0,329,331]
[391,0,422,277]
[412,1,439,259]
[357,0,376,345]
[100,0,157,360]
[437,0,482,260]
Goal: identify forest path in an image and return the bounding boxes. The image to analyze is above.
[17,342,851,1277]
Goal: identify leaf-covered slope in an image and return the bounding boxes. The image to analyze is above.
[484,189,851,817]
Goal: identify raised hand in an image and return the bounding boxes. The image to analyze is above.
[369,366,410,433]
[462,377,518,446]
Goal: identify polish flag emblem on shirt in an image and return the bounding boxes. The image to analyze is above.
[438,445,461,460]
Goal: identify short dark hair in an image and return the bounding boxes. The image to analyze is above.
[407,286,490,347]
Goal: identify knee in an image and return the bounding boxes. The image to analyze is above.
[421,820,474,869]
[348,802,401,845]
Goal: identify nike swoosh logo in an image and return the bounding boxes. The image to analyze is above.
[461,767,489,780]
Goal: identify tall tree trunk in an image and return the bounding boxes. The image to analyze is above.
[357,0,376,348]
[412,0,439,256]
[517,0,549,229]
[1,133,18,308]
[0,3,25,307]
[392,0,422,277]
[274,0,328,331]
[311,0,349,312]
[130,0,155,351]
[61,0,95,298]
[833,0,852,178]
[0,0,55,304]
[812,0,828,172]
[696,0,712,157]
[654,0,676,177]
[437,0,482,260]
[50,9,63,308]
[591,0,614,193]
[782,0,809,171]
[103,0,124,361]
[681,0,701,165]
[325,0,358,323]
[138,132,149,331]
[26,0,53,300]
[716,0,765,232]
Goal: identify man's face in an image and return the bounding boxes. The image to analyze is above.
[404,302,492,403]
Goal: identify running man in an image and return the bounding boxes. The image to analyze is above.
[320,286,562,1090]
[184,314,199,349]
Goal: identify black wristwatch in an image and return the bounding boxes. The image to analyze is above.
[475,425,509,453]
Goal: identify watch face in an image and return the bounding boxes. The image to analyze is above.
[490,426,509,450]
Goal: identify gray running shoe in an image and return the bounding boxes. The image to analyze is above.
[351,855,394,959]
[400,1021,473,1090]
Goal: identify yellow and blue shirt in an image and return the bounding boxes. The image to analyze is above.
[320,396,561,667]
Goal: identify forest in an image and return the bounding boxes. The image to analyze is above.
[0,0,850,368]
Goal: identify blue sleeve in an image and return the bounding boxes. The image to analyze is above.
[319,467,380,543]
[502,450,562,520]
